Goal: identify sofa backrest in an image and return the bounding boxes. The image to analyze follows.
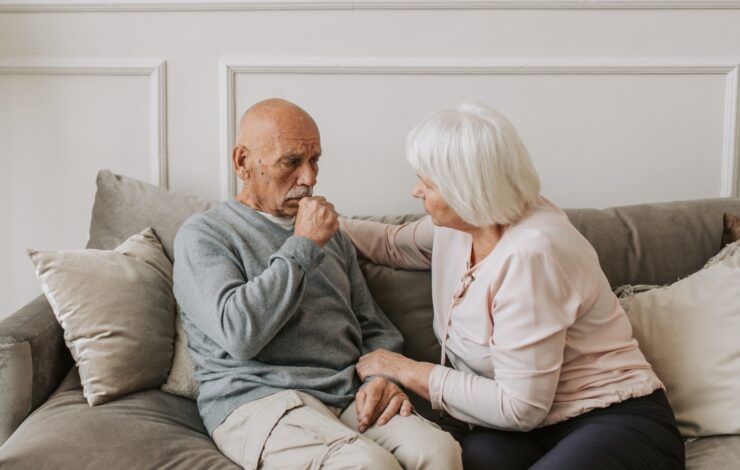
[86,170,740,363]
[566,199,740,288]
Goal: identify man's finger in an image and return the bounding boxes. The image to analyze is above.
[355,388,366,421]
[364,381,395,428]
[401,398,412,417]
[360,384,383,425]
[357,381,385,432]
[377,394,405,426]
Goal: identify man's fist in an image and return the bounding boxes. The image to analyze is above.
[294,196,339,247]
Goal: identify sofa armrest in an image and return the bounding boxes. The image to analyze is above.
[0,295,73,446]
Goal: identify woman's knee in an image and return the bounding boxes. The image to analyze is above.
[461,428,544,470]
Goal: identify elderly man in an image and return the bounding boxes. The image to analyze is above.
[173,98,461,469]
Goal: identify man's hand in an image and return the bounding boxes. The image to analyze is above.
[355,376,412,433]
[294,196,338,247]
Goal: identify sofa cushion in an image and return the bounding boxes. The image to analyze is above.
[0,295,73,447]
[350,214,438,364]
[0,368,239,470]
[686,436,740,470]
[161,305,199,401]
[619,241,740,437]
[87,169,215,260]
[722,212,740,248]
[565,198,740,289]
[28,228,176,406]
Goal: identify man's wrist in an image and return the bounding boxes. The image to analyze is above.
[362,374,403,389]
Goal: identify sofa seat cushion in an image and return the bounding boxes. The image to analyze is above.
[686,435,740,469]
[0,369,238,470]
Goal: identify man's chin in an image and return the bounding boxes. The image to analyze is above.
[281,200,301,216]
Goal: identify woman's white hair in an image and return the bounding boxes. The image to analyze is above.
[406,100,541,226]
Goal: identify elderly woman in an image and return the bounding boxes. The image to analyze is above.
[340,101,685,469]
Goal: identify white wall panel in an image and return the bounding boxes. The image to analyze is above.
[0,65,160,317]
[225,60,732,214]
[2,7,740,317]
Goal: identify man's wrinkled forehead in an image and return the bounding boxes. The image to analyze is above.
[275,134,322,154]
[239,99,318,142]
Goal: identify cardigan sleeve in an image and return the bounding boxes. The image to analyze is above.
[339,216,434,270]
[429,251,582,431]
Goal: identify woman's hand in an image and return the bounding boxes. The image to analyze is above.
[358,349,436,402]
[356,349,413,383]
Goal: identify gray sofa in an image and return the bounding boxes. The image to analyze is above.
[1,169,739,469]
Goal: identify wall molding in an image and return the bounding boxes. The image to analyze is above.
[219,58,740,200]
[0,59,169,188]
[2,0,740,12]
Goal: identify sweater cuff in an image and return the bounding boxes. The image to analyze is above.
[362,374,404,390]
[429,364,451,411]
[271,236,325,272]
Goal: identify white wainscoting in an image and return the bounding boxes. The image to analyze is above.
[0,59,167,318]
[221,58,739,214]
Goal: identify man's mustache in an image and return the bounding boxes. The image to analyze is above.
[286,186,313,199]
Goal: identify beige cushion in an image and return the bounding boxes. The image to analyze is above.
[161,305,198,400]
[27,228,175,406]
[685,435,740,469]
[619,241,740,437]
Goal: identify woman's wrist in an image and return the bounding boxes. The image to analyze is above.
[401,360,435,401]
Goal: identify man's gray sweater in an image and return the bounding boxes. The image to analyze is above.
[173,199,403,435]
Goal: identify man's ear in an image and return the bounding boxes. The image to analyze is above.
[232,145,250,181]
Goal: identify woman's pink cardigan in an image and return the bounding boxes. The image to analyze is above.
[340,197,663,431]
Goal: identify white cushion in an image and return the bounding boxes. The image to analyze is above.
[161,305,199,400]
[619,241,740,436]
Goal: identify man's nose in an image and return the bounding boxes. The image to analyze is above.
[297,162,317,187]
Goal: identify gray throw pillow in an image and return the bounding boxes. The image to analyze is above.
[27,228,175,405]
[86,169,215,260]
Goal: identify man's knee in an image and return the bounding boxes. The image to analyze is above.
[392,419,463,470]
[325,436,402,470]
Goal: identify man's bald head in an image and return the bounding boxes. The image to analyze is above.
[236,98,319,151]
[232,99,322,217]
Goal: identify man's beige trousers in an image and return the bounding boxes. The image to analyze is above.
[212,390,462,470]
